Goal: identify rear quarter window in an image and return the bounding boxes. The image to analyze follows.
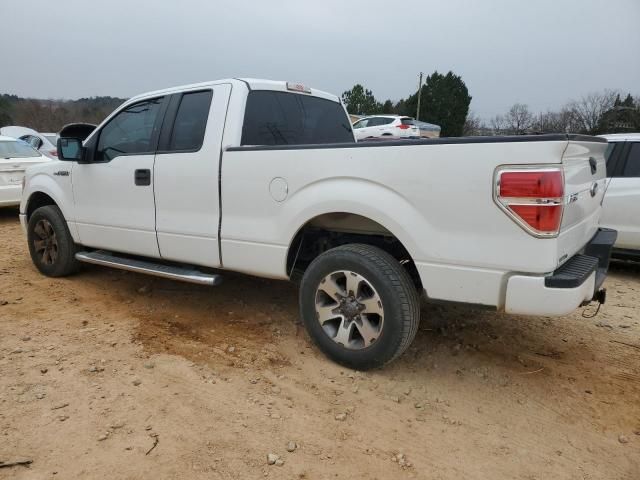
[241,91,354,146]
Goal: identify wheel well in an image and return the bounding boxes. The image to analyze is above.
[286,213,422,289]
[26,192,57,220]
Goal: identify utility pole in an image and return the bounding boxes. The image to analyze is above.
[416,72,423,121]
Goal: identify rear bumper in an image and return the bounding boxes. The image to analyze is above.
[505,228,617,316]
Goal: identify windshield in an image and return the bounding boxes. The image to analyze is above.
[0,140,41,159]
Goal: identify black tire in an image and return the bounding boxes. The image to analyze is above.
[27,205,80,277]
[299,243,420,370]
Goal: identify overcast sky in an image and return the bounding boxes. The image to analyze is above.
[1,0,639,119]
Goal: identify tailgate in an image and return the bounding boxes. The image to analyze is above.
[557,136,608,264]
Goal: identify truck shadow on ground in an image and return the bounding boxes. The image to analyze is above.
[72,261,623,379]
[0,206,19,220]
[120,266,608,382]
[609,258,640,279]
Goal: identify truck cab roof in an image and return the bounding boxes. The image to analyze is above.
[128,78,341,104]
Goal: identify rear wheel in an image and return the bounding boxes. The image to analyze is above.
[299,244,420,370]
[27,205,79,277]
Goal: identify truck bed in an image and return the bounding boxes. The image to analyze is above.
[223,133,607,309]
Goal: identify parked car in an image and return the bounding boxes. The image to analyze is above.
[352,115,420,140]
[599,133,640,258]
[0,126,58,159]
[413,120,441,138]
[22,132,59,159]
[20,78,615,369]
[0,136,47,207]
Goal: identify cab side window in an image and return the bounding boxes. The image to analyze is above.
[168,90,213,151]
[622,142,640,177]
[96,97,164,161]
[605,142,624,177]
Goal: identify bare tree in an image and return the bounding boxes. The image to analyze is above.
[490,114,508,135]
[503,103,534,134]
[531,108,579,133]
[462,111,486,136]
[566,90,618,135]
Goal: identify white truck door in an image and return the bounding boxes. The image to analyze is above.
[602,141,640,250]
[153,84,231,268]
[72,96,167,257]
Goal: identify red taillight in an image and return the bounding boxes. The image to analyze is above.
[509,205,563,232]
[499,171,563,198]
[496,169,564,236]
[397,124,410,129]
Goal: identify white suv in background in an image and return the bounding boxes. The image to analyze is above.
[600,133,640,257]
[352,115,420,140]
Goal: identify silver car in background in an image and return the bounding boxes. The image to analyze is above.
[413,120,441,138]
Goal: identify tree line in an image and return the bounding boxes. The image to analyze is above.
[1,76,638,138]
[484,92,640,136]
[0,94,126,132]
[342,73,640,137]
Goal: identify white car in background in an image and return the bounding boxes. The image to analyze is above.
[0,136,48,207]
[0,126,59,159]
[600,133,640,257]
[352,115,419,140]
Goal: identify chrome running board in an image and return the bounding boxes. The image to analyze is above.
[75,250,222,286]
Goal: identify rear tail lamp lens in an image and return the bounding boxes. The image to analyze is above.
[496,169,564,236]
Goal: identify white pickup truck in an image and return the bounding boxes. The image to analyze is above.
[20,78,616,369]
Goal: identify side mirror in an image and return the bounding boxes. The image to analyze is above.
[57,138,84,161]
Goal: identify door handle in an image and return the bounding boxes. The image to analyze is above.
[134,169,151,186]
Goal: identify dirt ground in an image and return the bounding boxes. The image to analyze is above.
[1,207,639,480]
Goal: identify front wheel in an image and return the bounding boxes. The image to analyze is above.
[299,244,420,370]
[27,205,80,277]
